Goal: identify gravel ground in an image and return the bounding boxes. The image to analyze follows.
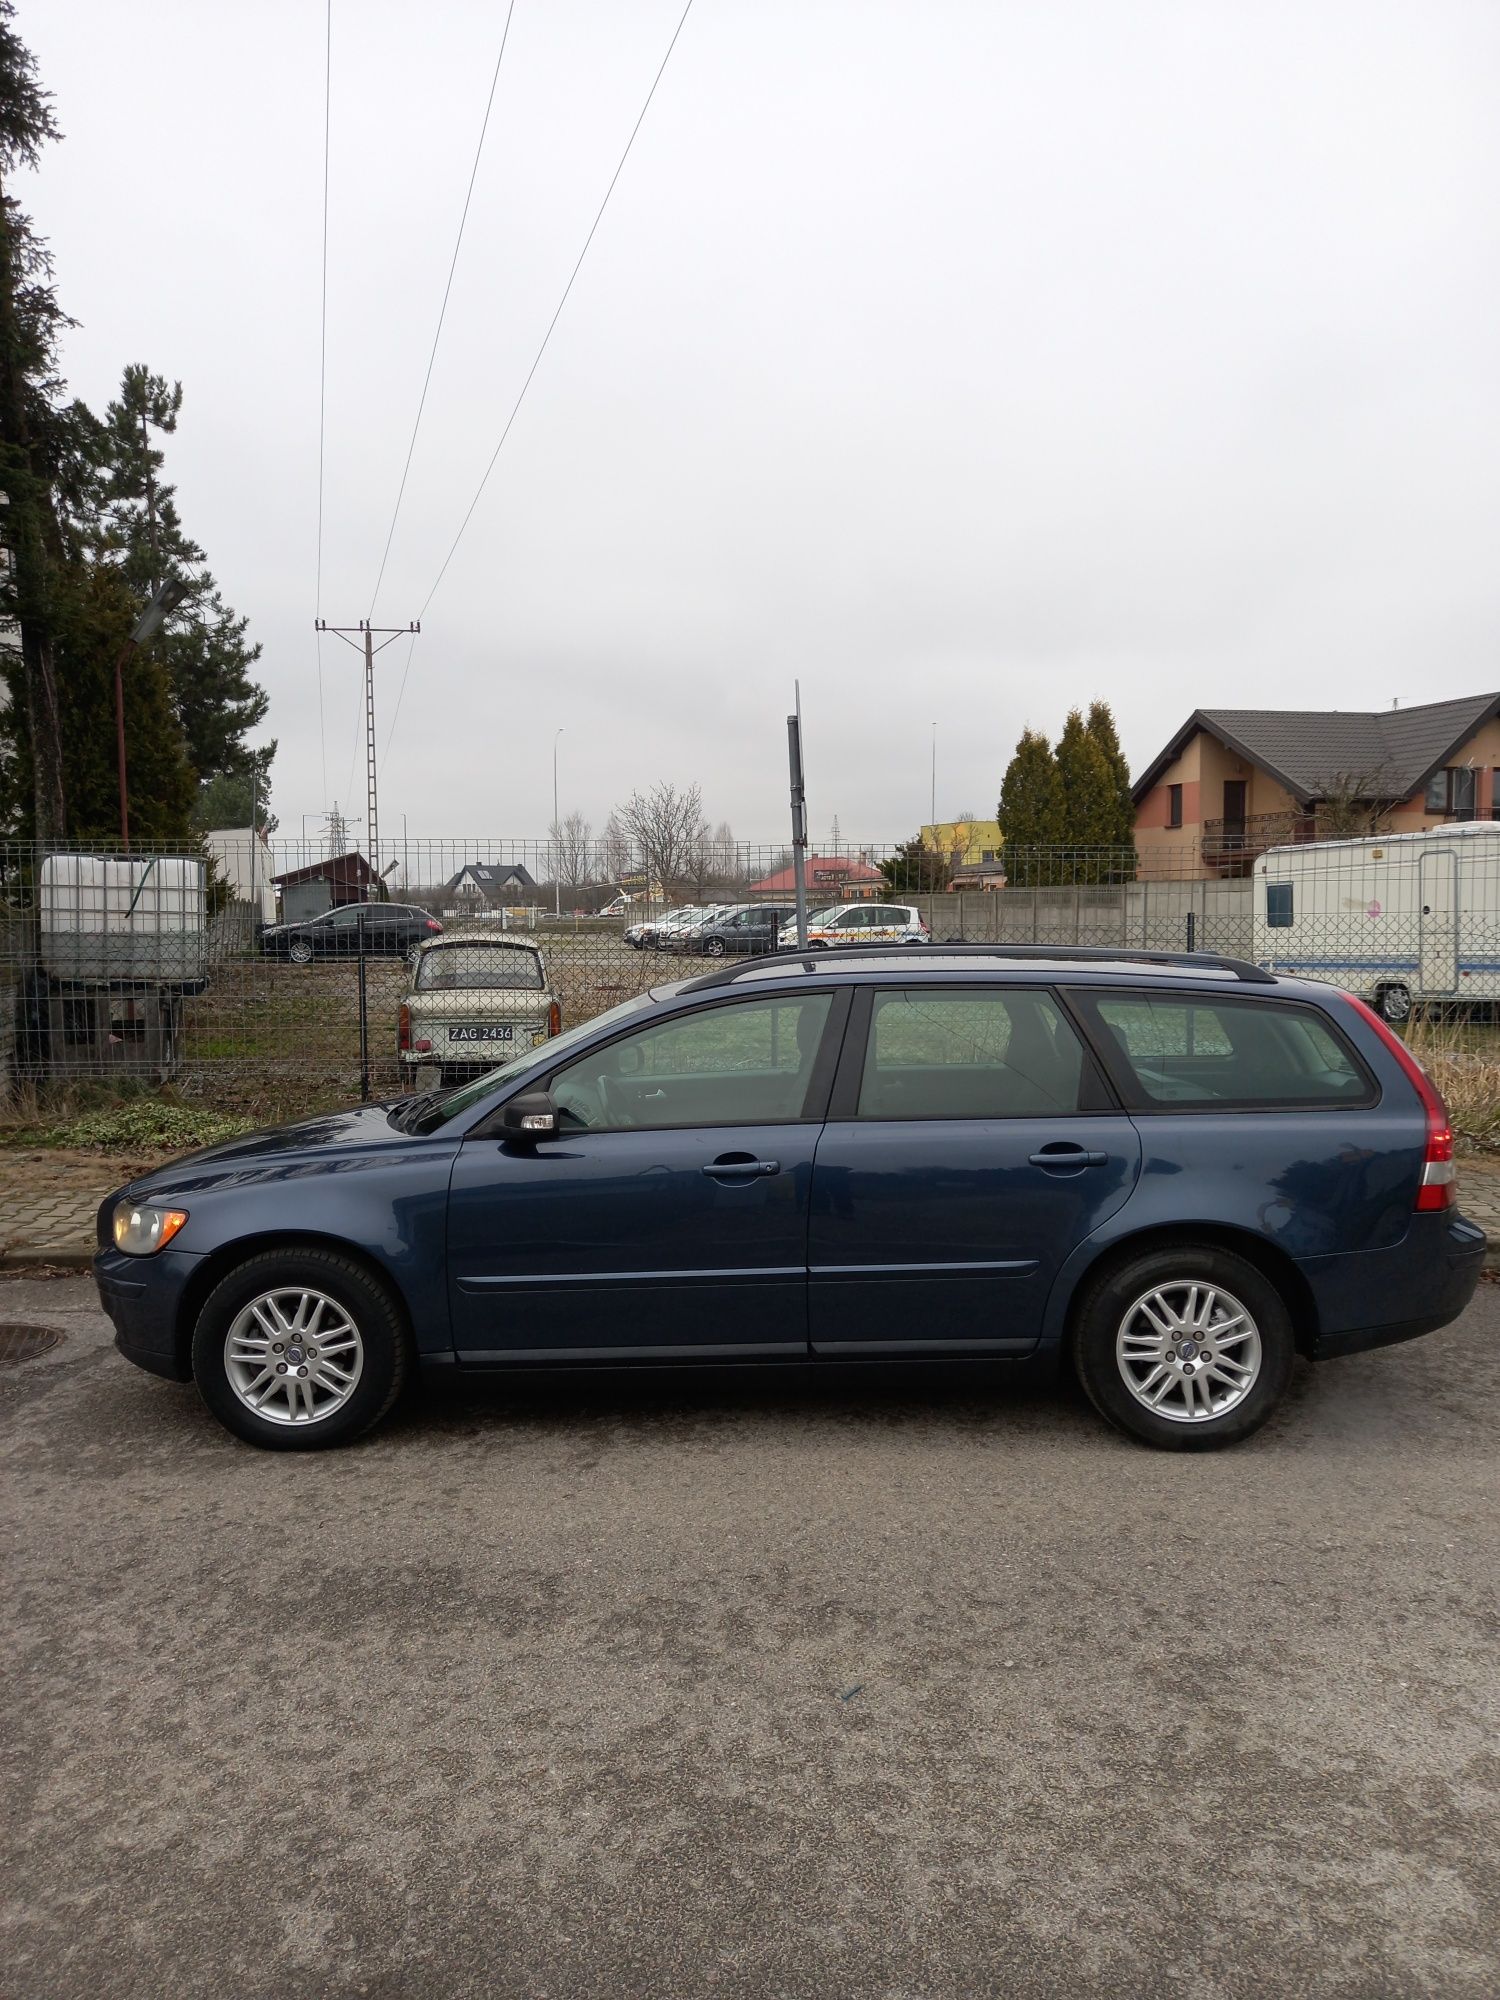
[2,1274,1498,2000]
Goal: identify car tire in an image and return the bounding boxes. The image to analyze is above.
[1376,983,1412,1025]
[1071,1243,1295,1451]
[288,938,314,966]
[191,1249,411,1451]
[705,937,728,957]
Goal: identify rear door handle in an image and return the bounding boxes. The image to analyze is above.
[703,1158,780,1180]
[1029,1147,1109,1169]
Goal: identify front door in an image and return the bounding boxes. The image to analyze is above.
[447,988,846,1360]
[808,986,1140,1354]
[1419,848,1458,995]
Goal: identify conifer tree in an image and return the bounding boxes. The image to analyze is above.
[997,729,1065,885]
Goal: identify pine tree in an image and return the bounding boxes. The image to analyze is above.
[1055,708,1117,862]
[997,729,1064,884]
[91,364,273,786]
[1085,700,1135,850]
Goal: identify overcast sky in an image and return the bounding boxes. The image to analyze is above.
[22,0,1500,846]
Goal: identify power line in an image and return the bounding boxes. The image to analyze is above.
[380,627,419,773]
[414,0,698,623]
[366,0,519,620]
[314,0,333,800]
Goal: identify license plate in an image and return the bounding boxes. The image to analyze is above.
[450,1024,515,1043]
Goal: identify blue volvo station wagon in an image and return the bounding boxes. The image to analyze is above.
[95,946,1485,1452]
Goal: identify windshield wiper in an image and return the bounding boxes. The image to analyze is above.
[391,1089,445,1134]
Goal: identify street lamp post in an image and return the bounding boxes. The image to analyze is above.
[552,727,564,917]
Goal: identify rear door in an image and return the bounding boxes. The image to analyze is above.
[807,984,1140,1355]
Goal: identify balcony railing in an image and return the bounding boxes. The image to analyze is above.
[1201,811,1318,868]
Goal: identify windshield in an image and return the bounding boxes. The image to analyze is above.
[411,991,656,1126]
[415,941,543,991]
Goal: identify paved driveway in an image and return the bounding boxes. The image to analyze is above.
[3,1275,1497,1999]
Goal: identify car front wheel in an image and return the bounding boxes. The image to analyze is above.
[1072,1244,1294,1450]
[191,1249,411,1450]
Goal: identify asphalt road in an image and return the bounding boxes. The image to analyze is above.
[3,1276,1498,2000]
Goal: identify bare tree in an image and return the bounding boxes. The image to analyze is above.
[548,809,594,887]
[614,782,709,894]
[1314,768,1395,840]
[601,811,631,885]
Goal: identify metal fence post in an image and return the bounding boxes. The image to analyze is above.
[1186,909,1197,955]
[357,943,370,1101]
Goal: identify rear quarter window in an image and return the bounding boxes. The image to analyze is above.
[1072,991,1374,1109]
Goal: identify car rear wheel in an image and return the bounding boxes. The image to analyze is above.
[1072,1244,1294,1450]
[191,1249,410,1450]
[288,938,314,966]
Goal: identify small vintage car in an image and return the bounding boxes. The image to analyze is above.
[398,933,561,1089]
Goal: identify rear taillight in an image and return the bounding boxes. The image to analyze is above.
[547,1000,562,1037]
[1344,996,1455,1212]
[397,1002,410,1053]
[426,919,442,932]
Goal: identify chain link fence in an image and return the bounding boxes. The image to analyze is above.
[0,827,1496,1117]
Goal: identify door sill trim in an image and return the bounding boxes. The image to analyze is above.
[455,1341,809,1366]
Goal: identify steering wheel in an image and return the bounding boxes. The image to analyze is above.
[597,1073,635,1128]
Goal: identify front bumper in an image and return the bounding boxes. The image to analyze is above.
[94,1246,203,1382]
[1305,1213,1487,1361]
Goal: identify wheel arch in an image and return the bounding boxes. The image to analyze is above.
[174,1232,418,1372]
[1058,1222,1321,1358]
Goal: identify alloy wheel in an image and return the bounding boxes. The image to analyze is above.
[1115,1281,1262,1425]
[223,1288,364,1426]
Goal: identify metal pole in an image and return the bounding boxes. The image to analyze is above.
[113,639,133,849]
[249,766,259,946]
[788,683,808,949]
[930,721,936,831]
[357,939,370,1101]
[553,727,563,917]
[363,625,379,892]
[402,812,408,892]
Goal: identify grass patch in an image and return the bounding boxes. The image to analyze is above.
[19,1099,256,1155]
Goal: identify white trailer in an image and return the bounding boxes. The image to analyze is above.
[1252,822,1500,1021]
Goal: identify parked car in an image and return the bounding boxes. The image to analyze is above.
[96,943,1483,1453]
[262,902,443,966]
[777,902,929,948]
[398,934,561,1089]
[652,905,735,952]
[690,904,797,956]
[625,906,693,950]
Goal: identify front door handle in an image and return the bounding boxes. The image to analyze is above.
[1028,1146,1109,1169]
[703,1157,780,1181]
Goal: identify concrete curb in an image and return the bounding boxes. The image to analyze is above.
[0,1248,96,1272]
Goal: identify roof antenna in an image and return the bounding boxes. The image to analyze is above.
[1392,697,1399,708]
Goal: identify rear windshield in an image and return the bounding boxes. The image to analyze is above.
[1074,991,1374,1108]
[415,942,544,991]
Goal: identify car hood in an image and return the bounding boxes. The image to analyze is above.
[123,1102,443,1200]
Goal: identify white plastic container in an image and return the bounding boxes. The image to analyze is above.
[39,854,209,989]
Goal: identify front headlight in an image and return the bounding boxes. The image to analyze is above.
[111,1202,189,1256]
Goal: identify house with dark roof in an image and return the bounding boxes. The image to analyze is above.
[1132,694,1500,877]
[443,861,538,905]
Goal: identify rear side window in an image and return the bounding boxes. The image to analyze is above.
[858,989,1084,1119]
[1077,992,1373,1108]
[1266,882,1293,927]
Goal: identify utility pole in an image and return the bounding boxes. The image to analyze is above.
[787,682,809,949]
[553,727,564,917]
[314,619,418,893]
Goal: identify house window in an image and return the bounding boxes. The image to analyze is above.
[1167,784,1183,829]
[1424,767,1477,819]
[1266,882,1293,928]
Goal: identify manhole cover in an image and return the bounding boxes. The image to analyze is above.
[0,1323,65,1366]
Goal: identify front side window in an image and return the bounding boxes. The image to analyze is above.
[551,993,834,1132]
[1265,882,1294,928]
[416,943,544,991]
[326,906,361,928]
[857,989,1084,1120]
[1080,992,1372,1107]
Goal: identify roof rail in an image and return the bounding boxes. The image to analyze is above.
[678,941,1277,994]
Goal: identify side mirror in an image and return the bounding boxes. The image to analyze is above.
[498,1089,560,1139]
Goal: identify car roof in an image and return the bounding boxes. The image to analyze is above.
[415,930,540,952]
[654,944,1314,1002]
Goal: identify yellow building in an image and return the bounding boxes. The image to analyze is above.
[920,820,1005,887]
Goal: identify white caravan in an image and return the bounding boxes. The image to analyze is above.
[1252,822,1500,1021]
